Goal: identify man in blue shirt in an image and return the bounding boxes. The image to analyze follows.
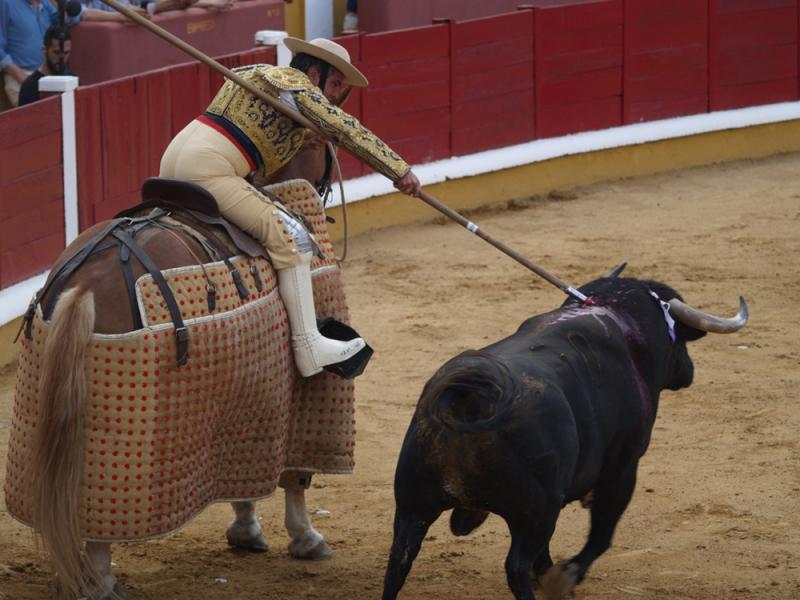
[0,0,80,107]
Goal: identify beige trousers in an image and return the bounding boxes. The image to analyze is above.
[3,70,32,108]
[160,120,302,269]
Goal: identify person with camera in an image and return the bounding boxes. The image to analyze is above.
[0,0,81,107]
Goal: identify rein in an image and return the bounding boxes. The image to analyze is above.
[324,141,350,263]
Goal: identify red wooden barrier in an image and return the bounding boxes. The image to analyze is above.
[68,0,285,85]
[170,62,213,137]
[99,77,151,220]
[360,24,452,168]
[75,84,103,230]
[451,11,535,156]
[709,0,799,110]
[534,0,624,138]
[0,96,64,287]
[359,0,525,33]
[624,0,709,123]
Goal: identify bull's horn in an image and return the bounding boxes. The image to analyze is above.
[606,262,627,278]
[668,296,749,333]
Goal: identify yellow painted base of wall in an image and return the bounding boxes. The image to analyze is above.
[325,120,800,239]
[2,119,800,367]
[0,318,21,369]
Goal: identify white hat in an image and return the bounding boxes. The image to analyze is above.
[284,37,369,87]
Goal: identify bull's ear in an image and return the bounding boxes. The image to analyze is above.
[675,321,707,342]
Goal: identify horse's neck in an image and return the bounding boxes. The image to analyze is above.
[268,143,327,187]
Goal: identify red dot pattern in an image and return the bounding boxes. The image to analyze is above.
[4,180,357,542]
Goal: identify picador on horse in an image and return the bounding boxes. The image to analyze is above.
[162,36,421,376]
[5,37,420,600]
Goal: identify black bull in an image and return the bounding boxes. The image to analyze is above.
[383,276,748,600]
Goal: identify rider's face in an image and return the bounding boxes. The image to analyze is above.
[308,66,349,105]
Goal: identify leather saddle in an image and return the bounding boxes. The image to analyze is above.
[116,178,267,259]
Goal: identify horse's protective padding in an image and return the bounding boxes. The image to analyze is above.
[4,180,357,541]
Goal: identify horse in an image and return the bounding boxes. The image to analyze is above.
[4,140,350,600]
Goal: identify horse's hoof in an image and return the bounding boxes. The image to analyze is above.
[103,582,130,600]
[288,537,333,560]
[226,521,269,553]
[540,561,580,600]
[76,579,128,600]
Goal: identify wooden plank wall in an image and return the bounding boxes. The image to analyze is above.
[624,0,709,123]
[709,0,799,110]
[535,0,624,138]
[0,96,64,287]
[360,24,452,168]
[451,10,535,156]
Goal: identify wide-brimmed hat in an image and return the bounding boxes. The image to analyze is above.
[284,37,368,87]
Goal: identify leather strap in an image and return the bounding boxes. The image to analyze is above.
[119,244,144,330]
[17,219,124,342]
[162,214,250,301]
[112,229,189,367]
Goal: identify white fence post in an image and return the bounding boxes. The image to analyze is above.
[255,30,291,66]
[256,29,292,67]
[39,75,80,245]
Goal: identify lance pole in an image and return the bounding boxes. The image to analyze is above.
[99,0,588,302]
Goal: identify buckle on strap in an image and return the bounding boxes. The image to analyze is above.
[175,326,190,366]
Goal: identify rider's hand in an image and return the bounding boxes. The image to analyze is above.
[394,170,421,197]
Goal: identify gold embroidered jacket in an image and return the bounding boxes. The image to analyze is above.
[206,65,409,180]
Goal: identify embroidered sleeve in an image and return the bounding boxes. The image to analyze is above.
[294,88,410,181]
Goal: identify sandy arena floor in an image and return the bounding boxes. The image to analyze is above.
[1,152,799,599]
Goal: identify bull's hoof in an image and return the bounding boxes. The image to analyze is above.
[540,561,580,600]
[226,520,269,553]
[288,536,333,560]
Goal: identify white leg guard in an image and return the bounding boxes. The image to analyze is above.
[284,486,332,560]
[277,252,365,377]
[226,501,268,552]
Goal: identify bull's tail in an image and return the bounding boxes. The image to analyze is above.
[31,286,96,599]
[422,350,518,433]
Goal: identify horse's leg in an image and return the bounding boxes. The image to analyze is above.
[226,501,269,552]
[283,473,332,560]
[84,541,127,600]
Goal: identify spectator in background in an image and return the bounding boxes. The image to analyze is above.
[81,0,206,22]
[0,0,81,107]
[194,0,235,11]
[342,0,356,31]
[18,24,71,105]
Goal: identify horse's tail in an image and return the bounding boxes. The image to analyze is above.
[422,350,518,433]
[32,286,96,599]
